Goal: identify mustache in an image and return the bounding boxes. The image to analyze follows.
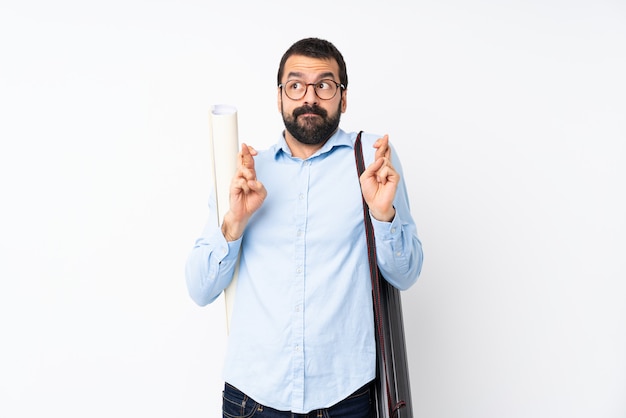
[293,105,327,118]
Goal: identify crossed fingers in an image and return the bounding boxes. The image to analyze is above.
[234,143,259,193]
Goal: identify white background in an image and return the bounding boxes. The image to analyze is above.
[1,0,624,417]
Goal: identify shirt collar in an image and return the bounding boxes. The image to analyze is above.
[273,129,353,160]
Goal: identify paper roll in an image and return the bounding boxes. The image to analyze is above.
[208,104,240,334]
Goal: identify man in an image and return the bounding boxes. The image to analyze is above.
[186,37,423,417]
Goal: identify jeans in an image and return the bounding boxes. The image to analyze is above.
[222,382,373,418]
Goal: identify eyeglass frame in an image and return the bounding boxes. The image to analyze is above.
[278,78,346,101]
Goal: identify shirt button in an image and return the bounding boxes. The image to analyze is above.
[396,251,402,257]
[298,193,304,200]
[296,267,302,274]
[391,227,397,234]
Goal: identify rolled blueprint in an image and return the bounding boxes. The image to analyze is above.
[208,104,239,334]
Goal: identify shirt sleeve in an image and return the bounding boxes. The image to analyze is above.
[371,209,423,290]
[185,191,242,306]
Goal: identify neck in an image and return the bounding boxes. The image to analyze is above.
[283,131,330,159]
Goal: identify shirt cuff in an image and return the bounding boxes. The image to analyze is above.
[370,211,401,241]
[209,227,242,263]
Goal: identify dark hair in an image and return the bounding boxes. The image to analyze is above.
[277,37,348,88]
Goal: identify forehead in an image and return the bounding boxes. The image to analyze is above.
[282,55,340,81]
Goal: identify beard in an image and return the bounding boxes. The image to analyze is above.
[282,102,341,146]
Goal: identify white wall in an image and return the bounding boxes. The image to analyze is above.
[1,1,624,417]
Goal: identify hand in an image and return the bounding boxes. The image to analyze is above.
[359,135,398,222]
[222,143,267,241]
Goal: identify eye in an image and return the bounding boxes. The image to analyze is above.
[316,80,333,90]
[287,80,304,91]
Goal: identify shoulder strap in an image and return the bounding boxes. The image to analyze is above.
[354,132,406,417]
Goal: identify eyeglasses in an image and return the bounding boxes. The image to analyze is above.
[279,79,345,101]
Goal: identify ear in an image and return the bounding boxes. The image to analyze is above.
[340,88,347,113]
[277,87,283,113]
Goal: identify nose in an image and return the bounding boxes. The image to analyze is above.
[302,83,319,105]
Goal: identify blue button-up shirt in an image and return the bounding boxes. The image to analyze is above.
[186,129,423,413]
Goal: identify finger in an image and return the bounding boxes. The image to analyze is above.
[242,166,258,181]
[247,178,265,192]
[378,161,400,185]
[382,135,391,159]
[237,151,246,169]
[374,135,390,160]
[365,156,385,176]
[376,165,392,185]
[247,145,259,156]
[240,143,255,168]
[232,176,250,194]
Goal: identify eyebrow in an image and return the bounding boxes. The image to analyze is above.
[286,71,337,80]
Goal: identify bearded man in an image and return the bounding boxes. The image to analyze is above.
[186,37,423,418]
